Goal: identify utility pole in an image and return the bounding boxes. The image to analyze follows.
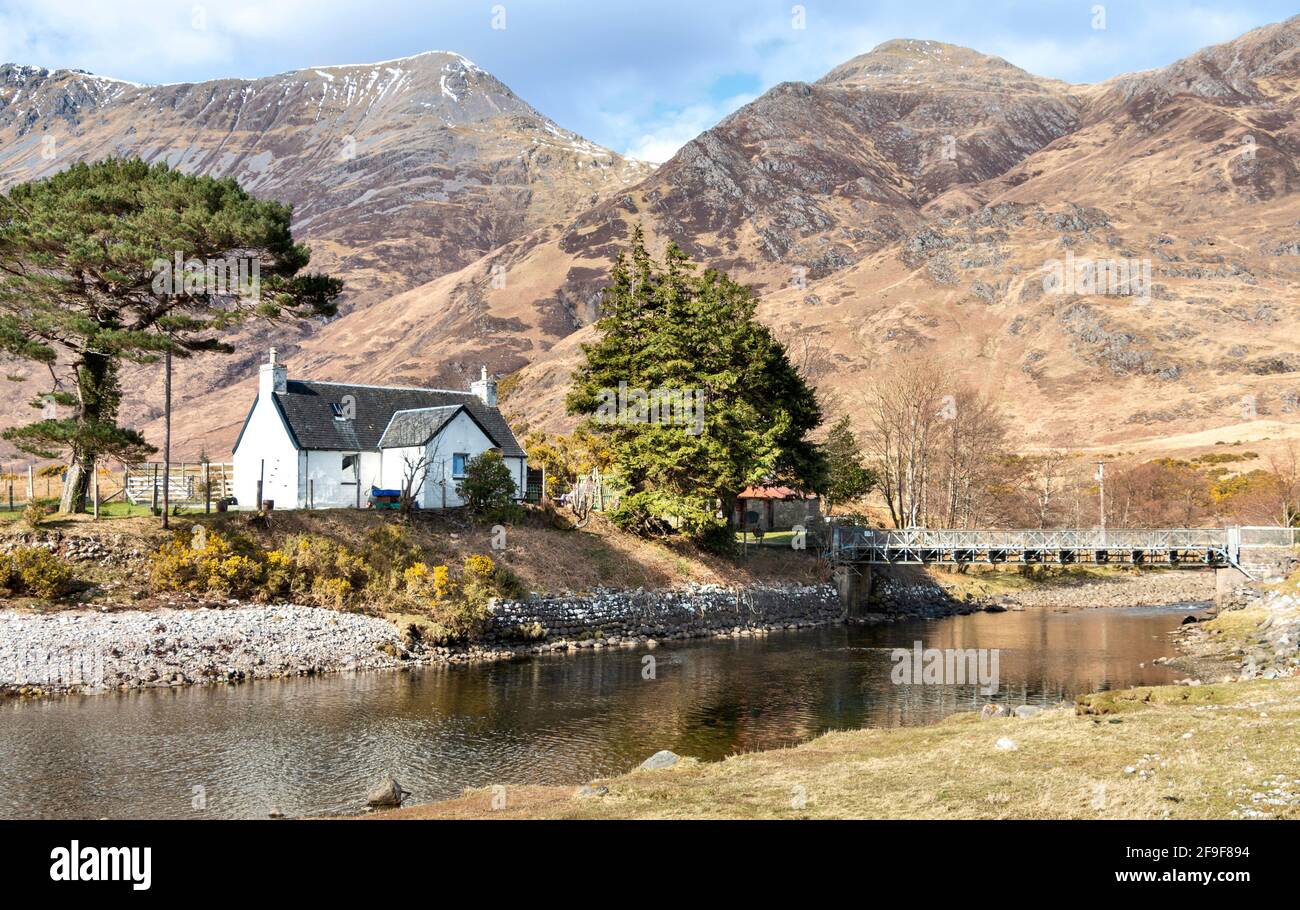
[162,349,172,530]
[1094,460,1106,543]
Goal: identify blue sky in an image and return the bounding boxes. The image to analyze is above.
[0,1,1293,162]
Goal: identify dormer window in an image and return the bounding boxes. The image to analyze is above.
[331,402,346,419]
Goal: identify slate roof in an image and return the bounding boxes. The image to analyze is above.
[378,406,462,449]
[242,380,525,457]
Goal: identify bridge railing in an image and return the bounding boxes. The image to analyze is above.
[1240,526,1300,548]
[830,526,1234,554]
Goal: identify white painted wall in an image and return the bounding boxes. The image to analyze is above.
[232,395,299,510]
[298,449,382,509]
[378,410,513,510]
[504,455,526,501]
[235,400,525,512]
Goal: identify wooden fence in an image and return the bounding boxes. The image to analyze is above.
[0,462,233,510]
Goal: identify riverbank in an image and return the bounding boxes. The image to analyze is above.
[0,512,1245,698]
[377,676,1300,819]
[373,575,1300,820]
[0,582,842,697]
[0,510,824,611]
[872,564,1216,615]
[4,565,1199,697]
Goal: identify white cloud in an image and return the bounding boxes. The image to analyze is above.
[619,94,755,164]
[0,0,362,80]
[0,0,1287,158]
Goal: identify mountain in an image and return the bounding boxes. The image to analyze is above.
[274,17,1299,462]
[7,18,1300,463]
[0,52,650,451]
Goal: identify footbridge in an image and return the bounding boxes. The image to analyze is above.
[829,525,1298,613]
[830,526,1296,576]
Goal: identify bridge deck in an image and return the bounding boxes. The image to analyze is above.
[830,526,1296,571]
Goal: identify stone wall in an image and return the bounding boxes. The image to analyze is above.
[485,583,842,646]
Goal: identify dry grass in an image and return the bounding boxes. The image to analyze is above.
[377,677,1300,820]
[0,507,826,604]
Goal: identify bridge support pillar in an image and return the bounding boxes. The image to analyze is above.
[1215,567,1247,602]
[834,563,872,617]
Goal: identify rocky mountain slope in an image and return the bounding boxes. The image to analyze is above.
[384,17,1298,460]
[0,52,650,450]
[6,18,1300,462]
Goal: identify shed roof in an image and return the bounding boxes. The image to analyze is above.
[736,485,817,500]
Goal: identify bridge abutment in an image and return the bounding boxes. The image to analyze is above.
[833,563,873,617]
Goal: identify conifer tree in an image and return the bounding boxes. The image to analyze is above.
[567,228,824,542]
[822,415,876,514]
[0,158,342,511]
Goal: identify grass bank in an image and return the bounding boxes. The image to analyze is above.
[0,507,826,612]
[379,676,1298,820]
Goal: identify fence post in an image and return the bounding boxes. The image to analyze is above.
[151,464,159,514]
[26,465,33,503]
[204,462,211,514]
[92,461,99,520]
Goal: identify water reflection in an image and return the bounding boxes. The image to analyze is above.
[0,605,1189,819]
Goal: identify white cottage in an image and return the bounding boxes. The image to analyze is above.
[231,350,526,510]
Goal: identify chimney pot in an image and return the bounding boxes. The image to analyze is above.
[260,348,288,397]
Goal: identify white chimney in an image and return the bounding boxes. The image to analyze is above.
[260,347,288,398]
[470,365,497,407]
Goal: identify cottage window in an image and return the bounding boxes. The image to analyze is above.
[342,454,357,472]
[452,453,469,478]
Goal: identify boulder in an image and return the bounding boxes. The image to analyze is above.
[979,704,1008,720]
[994,737,1019,751]
[639,750,680,771]
[366,776,410,808]
[1013,705,1044,719]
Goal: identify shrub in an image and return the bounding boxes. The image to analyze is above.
[312,576,353,611]
[0,546,74,599]
[363,524,423,580]
[149,530,266,599]
[213,553,265,597]
[399,555,502,644]
[609,490,734,555]
[23,502,51,529]
[456,451,520,522]
[279,534,370,606]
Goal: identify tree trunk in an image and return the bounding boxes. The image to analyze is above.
[59,461,89,514]
[60,353,116,514]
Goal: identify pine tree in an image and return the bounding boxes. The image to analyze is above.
[822,415,876,514]
[566,228,825,539]
[0,158,342,511]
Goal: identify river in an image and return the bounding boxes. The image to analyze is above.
[0,604,1195,819]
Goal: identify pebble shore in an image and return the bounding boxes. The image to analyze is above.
[0,605,409,697]
[1,583,844,698]
[0,570,1229,699]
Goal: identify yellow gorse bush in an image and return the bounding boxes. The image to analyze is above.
[0,546,74,600]
[147,528,514,629]
[464,554,495,579]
